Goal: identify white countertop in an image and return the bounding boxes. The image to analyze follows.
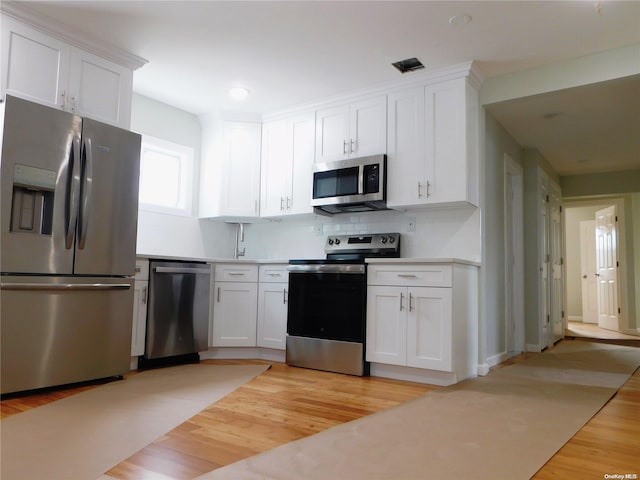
[136,254,291,264]
[138,254,479,267]
[366,258,480,267]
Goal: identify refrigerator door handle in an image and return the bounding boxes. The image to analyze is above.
[65,136,82,249]
[0,283,131,291]
[78,136,94,250]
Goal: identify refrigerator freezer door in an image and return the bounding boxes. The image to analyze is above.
[73,118,141,276]
[0,95,81,275]
[0,276,134,394]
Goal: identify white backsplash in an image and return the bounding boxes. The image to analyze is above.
[243,206,481,261]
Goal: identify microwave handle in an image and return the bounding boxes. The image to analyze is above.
[358,165,364,195]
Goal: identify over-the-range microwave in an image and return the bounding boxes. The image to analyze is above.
[311,154,387,215]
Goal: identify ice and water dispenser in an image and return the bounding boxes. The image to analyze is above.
[10,164,56,235]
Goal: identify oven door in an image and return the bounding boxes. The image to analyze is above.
[287,264,366,343]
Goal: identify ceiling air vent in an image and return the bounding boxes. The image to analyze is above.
[392,57,425,74]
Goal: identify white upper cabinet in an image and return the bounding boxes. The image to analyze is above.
[1,15,134,128]
[387,77,480,209]
[200,118,262,218]
[261,113,315,217]
[315,95,387,163]
[67,48,132,127]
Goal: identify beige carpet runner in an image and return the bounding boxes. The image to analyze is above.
[195,342,640,480]
[1,363,269,480]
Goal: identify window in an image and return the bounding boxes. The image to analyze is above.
[138,136,194,216]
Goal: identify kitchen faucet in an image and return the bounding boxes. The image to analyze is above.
[234,223,246,259]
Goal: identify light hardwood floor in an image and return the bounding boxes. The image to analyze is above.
[2,340,639,479]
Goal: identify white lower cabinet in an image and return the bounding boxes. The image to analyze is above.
[131,259,149,357]
[367,286,452,371]
[366,262,477,384]
[256,265,288,350]
[211,265,258,347]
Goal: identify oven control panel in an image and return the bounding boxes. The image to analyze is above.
[324,233,401,256]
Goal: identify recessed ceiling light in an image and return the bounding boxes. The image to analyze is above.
[448,14,472,26]
[229,87,249,101]
[392,58,425,74]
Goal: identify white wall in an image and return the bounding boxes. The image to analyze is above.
[481,113,524,365]
[130,93,235,259]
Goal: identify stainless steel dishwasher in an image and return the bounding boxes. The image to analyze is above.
[142,260,211,366]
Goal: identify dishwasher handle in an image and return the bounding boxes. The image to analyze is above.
[154,266,211,275]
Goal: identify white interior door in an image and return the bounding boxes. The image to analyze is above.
[579,220,598,324]
[504,155,524,353]
[595,205,619,331]
[549,186,564,343]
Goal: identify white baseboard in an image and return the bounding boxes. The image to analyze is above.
[369,363,468,386]
[568,315,582,322]
[486,351,510,368]
[477,363,490,376]
[526,344,544,353]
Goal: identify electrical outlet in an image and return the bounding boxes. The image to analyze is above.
[314,223,323,236]
[407,217,416,232]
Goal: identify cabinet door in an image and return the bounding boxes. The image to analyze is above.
[349,96,387,158]
[68,47,133,128]
[220,122,262,217]
[131,280,148,356]
[386,87,426,208]
[366,286,406,365]
[287,113,315,215]
[424,79,467,204]
[406,287,452,371]
[1,16,69,110]
[211,282,258,347]
[315,104,350,163]
[257,282,288,350]
[260,119,290,216]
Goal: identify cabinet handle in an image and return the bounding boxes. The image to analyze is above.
[409,293,413,312]
[286,197,291,210]
[267,272,282,277]
[417,181,423,198]
[60,90,66,109]
[399,292,404,311]
[426,181,431,198]
[70,96,77,113]
[142,286,147,305]
[397,274,417,279]
[350,139,356,153]
[283,288,288,304]
[217,287,221,302]
[343,140,348,155]
[228,272,245,276]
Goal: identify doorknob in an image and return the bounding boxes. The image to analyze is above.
[595,273,601,277]
[583,275,587,279]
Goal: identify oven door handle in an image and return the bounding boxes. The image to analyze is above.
[287,264,365,274]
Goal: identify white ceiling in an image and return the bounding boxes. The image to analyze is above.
[20,1,640,177]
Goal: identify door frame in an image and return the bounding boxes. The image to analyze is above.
[563,197,630,334]
[503,154,525,353]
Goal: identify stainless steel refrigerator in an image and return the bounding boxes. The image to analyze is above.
[0,95,141,394]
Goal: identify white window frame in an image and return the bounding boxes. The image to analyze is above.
[138,135,194,216]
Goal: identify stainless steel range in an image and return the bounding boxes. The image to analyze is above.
[286,233,401,376]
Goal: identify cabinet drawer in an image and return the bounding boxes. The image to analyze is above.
[214,264,258,282]
[367,264,452,287]
[259,265,289,283]
[134,259,149,281]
